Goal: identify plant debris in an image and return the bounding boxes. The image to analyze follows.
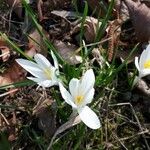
[0,0,150,149]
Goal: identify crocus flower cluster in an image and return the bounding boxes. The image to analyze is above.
[16,52,101,129]
[135,44,150,83]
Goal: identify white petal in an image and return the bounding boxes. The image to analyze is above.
[69,78,79,99]
[27,77,43,83]
[139,50,146,69]
[139,45,150,69]
[40,80,58,87]
[51,50,59,70]
[139,50,148,70]
[141,69,150,77]
[50,67,58,80]
[80,69,95,95]
[59,83,76,108]
[78,106,101,129]
[16,59,45,78]
[34,53,52,69]
[27,77,58,87]
[145,44,150,61]
[135,57,140,71]
[83,88,95,105]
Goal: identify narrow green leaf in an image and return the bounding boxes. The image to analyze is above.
[0,32,32,60]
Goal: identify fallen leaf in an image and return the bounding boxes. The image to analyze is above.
[37,0,71,21]
[71,17,101,43]
[0,61,27,86]
[51,10,77,19]
[124,0,150,42]
[116,47,141,63]
[28,26,48,56]
[84,17,102,43]
[87,0,105,17]
[54,40,82,65]
[33,98,57,138]
[135,77,150,97]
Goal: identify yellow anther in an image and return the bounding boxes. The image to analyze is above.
[144,60,150,69]
[43,68,52,79]
[75,95,84,105]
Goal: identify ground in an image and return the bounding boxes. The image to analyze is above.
[0,0,150,149]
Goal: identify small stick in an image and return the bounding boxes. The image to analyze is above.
[0,112,9,125]
[0,89,18,98]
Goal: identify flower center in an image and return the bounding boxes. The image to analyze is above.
[144,60,150,68]
[43,68,52,79]
[75,95,84,105]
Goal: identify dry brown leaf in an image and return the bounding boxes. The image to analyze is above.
[28,27,48,56]
[87,0,105,17]
[37,0,71,21]
[135,77,150,97]
[116,47,140,63]
[84,17,102,43]
[124,0,150,42]
[54,40,82,65]
[51,10,77,19]
[0,45,37,87]
[33,98,57,138]
[0,61,27,86]
[71,17,101,43]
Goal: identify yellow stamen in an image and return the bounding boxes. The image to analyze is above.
[75,95,84,105]
[144,60,150,68]
[43,68,52,79]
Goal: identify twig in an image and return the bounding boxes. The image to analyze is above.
[0,89,18,98]
[0,112,9,125]
[0,51,10,57]
[119,130,149,141]
[109,102,150,150]
[85,37,112,47]
[0,15,24,24]
[113,133,128,150]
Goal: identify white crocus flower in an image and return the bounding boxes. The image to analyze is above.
[16,51,59,88]
[135,44,150,79]
[59,69,101,129]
